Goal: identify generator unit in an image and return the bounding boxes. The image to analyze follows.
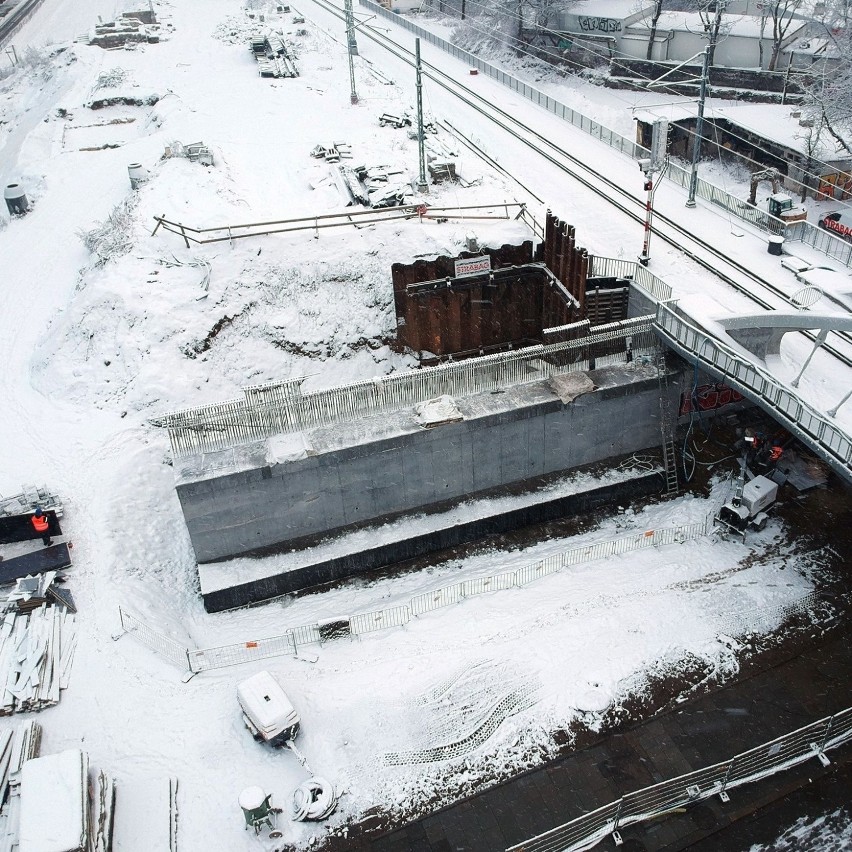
[715,475,778,536]
[237,670,300,747]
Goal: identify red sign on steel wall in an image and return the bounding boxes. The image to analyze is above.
[680,382,744,416]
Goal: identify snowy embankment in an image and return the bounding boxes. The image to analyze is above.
[0,0,838,849]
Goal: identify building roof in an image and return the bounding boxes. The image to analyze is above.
[635,102,851,163]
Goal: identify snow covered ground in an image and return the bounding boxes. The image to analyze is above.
[0,0,848,850]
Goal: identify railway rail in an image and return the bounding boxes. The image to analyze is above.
[303,0,852,371]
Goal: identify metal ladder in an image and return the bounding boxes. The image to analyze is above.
[656,348,679,495]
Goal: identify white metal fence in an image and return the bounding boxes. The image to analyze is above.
[121,517,716,673]
[155,315,656,457]
[360,0,852,268]
[123,517,827,675]
[655,301,852,480]
[507,705,852,852]
[118,607,192,671]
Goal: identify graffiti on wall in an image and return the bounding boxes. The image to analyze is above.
[578,16,622,32]
[679,382,745,416]
[817,171,852,201]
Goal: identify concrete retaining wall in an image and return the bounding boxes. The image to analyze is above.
[201,471,661,611]
[177,363,680,564]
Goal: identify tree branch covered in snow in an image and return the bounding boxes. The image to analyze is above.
[78,197,139,267]
[799,26,852,158]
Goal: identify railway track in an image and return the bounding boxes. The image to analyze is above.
[304,0,852,369]
[0,0,44,46]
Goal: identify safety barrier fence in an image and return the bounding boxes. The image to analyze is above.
[121,516,719,673]
[117,607,193,670]
[155,315,656,457]
[123,517,826,675]
[360,0,852,269]
[655,301,852,481]
[507,705,852,852]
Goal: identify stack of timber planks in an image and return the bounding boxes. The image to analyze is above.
[0,721,41,852]
[0,599,77,714]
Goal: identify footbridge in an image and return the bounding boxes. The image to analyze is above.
[653,300,852,484]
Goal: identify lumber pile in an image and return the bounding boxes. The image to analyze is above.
[0,598,77,715]
[249,32,298,77]
[0,721,42,852]
[5,571,75,614]
[0,737,120,852]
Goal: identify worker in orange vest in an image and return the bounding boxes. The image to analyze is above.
[30,507,52,547]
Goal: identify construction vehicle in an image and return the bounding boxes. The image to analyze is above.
[714,430,782,538]
[748,169,807,223]
[767,193,808,223]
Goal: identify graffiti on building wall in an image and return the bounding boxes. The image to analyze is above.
[578,16,622,32]
[817,171,852,201]
[680,382,745,416]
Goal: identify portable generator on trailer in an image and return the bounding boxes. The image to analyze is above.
[236,670,339,827]
[237,670,300,748]
[714,430,782,538]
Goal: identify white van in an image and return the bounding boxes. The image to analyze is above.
[818,211,852,242]
[237,670,300,747]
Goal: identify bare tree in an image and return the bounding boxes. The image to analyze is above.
[801,3,852,156]
[696,0,731,67]
[645,0,665,59]
[760,0,804,69]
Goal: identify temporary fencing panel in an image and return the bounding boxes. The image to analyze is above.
[350,605,411,635]
[118,606,190,671]
[187,633,297,672]
[122,513,780,676]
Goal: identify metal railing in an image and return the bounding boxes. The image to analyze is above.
[655,301,852,482]
[784,219,852,266]
[589,257,674,304]
[360,0,852,268]
[155,316,656,457]
[121,516,719,673]
[508,705,852,852]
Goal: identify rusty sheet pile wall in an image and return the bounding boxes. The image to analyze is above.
[392,213,589,359]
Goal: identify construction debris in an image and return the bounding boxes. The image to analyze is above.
[5,571,74,614]
[80,12,162,49]
[0,598,77,715]
[310,142,352,162]
[329,164,415,209]
[379,112,411,129]
[164,140,214,166]
[0,487,63,520]
[250,32,298,77]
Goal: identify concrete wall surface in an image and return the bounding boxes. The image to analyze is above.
[177,364,680,563]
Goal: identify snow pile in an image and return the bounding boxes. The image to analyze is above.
[0,0,844,849]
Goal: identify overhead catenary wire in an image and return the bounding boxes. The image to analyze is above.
[387,0,852,204]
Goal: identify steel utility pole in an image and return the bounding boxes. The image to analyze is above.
[344,0,358,104]
[686,46,710,208]
[415,38,428,193]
